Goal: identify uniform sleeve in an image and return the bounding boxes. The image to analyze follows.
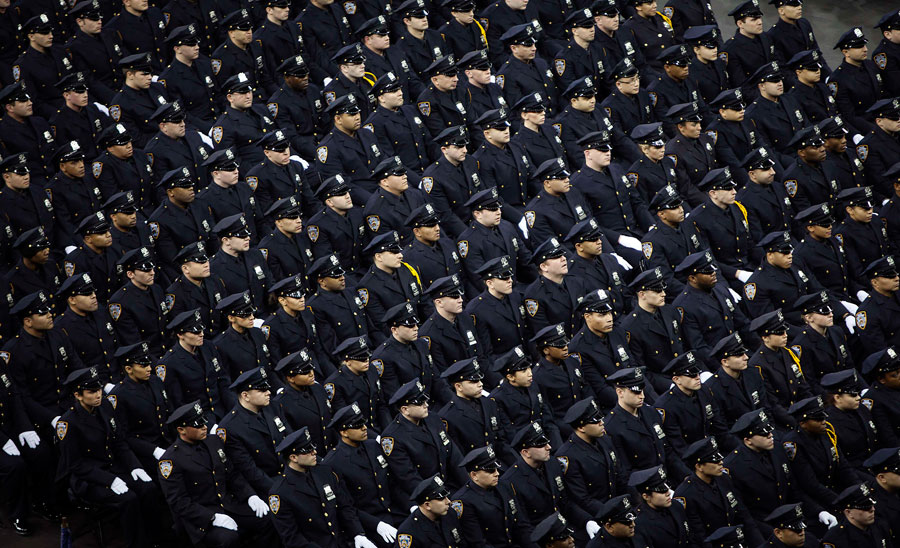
[672,486,708,548]
[158,451,217,534]
[423,178,469,239]
[221,427,276,496]
[383,435,423,505]
[58,419,118,486]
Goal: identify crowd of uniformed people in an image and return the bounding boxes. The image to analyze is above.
[1,0,900,546]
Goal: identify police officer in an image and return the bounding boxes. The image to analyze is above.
[62,212,120,302]
[381,377,467,502]
[458,50,507,130]
[322,403,405,546]
[393,0,449,80]
[306,175,367,274]
[526,156,599,258]
[532,317,594,429]
[863,447,900,546]
[471,108,530,214]
[720,0,776,91]
[785,50,837,125]
[439,0,488,59]
[820,116,866,192]
[209,213,272,310]
[12,14,73,119]
[793,203,861,304]
[565,219,632,315]
[620,267,686,374]
[161,0,224,55]
[325,336,392,431]
[56,272,118,375]
[510,93,565,176]
[47,141,103,248]
[56,366,160,548]
[91,123,157,215]
[165,242,227,337]
[861,348,900,449]
[791,292,854,394]
[664,101,720,206]
[65,1,127,105]
[395,474,465,547]
[402,205,462,291]
[210,72,277,176]
[49,72,114,161]
[363,156,428,244]
[159,400,278,547]
[267,55,325,161]
[109,341,173,472]
[247,129,320,222]
[316,93,384,202]
[356,231,424,336]
[673,436,765,547]
[705,88,769,184]
[211,9,276,101]
[307,254,375,354]
[642,185,709,296]
[410,276,474,373]
[630,465,692,547]
[144,101,215,185]
[416,54,474,140]
[857,257,900,356]
[213,292,274,381]
[109,53,171,149]
[762,504,821,547]
[859,98,900,201]
[556,398,628,517]
[105,190,155,255]
[264,274,335,375]
[0,82,57,184]
[523,236,586,338]
[627,123,679,203]
[198,151,262,243]
[874,10,900,97]
[254,0,308,77]
[297,0,354,72]
[494,24,558,115]
[4,227,60,301]
[464,256,530,363]
[552,8,608,95]
[830,27,884,137]
[0,153,55,245]
[834,186,895,284]
[273,349,334,453]
[684,25,729,108]
[736,147,793,242]
[745,61,808,163]
[651,45,711,136]
[672,250,749,370]
[781,126,840,213]
[706,333,772,426]
[822,369,878,473]
[105,0,167,72]
[365,72,432,173]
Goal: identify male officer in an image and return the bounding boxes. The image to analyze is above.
[395,474,465,547]
[307,254,374,354]
[451,445,533,546]
[109,53,171,149]
[210,72,277,176]
[213,292,273,381]
[737,147,792,242]
[820,483,891,548]
[57,272,118,375]
[489,345,562,446]
[523,237,586,338]
[56,366,160,548]
[355,231,423,337]
[105,191,154,256]
[365,72,432,173]
[267,55,324,161]
[165,242,227,337]
[857,256,900,356]
[324,43,375,123]
[781,125,840,213]
[393,0,450,80]
[49,72,114,160]
[273,350,334,452]
[745,61,809,163]
[565,219,631,315]
[821,370,877,472]
[381,379,468,503]
[524,156,596,247]
[791,293,855,393]
[109,342,173,473]
[510,92,565,177]
[820,116,866,192]
[471,108,530,214]
[631,465,692,548]
[620,267,686,376]
[874,9,900,97]
[861,348,900,447]
[358,15,426,115]
[316,94,385,202]
[306,175,368,273]
[532,324,593,433]
[48,141,104,248]
[685,25,730,106]
[90,123,157,215]
[706,333,771,425]
[440,0,488,58]
[651,45,710,135]
[197,155,263,243]
[556,398,628,518]
[420,126,482,239]
[5,227,60,300]
[297,0,354,71]
[216,367,288,496]
[363,156,428,243]
[835,186,895,285]
[247,129,319,221]
[620,0,677,72]
[108,247,168,356]
[0,153,56,245]
[105,0,167,71]
[864,447,900,546]
[401,205,462,291]
[793,203,861,303]
[254,0,308,75]
[0,82,58,184]
[65,1,127,105]
[322,403,404,546]
[417,275,479,373]
[641,185,708,295]
[590,495,646,547]
[603,57,658,137]
[12,14,73,119]
[664,101,720,206]
[720,0,776,91]
[785,50,837,125]
[258,196,313,281]
[495,23,559,116]
[144,102,214,190]
[62,213,120,302]
[465,256,529,363]
[211,9,276,100]
[415,54,473,141]
[553,8,609,94]
[373,301,450,404]
[209,213,272,310]
[159,400,277,547]
[158,25,221,133]
[263,274,333,372]
[859,98,900,201]
[829,27,884,137]
[705,88,769,184]
[325,336,392,432]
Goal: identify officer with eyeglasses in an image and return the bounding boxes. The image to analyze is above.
[213,292,275,381]
[57,272,119,378]
[821,369,878,474]
[263,274,335,374]
[586,494,645,547]
[307,254,376,355]
[273,349,334,452]
[621,268,687,379]
[109,246,169,356]
[631,466,692,548]
[164,242,228,337]
[790,292,855,395]
[257,196,313,283]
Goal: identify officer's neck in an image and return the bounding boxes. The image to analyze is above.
[184,272,203,287]
[280,304,298,318]
[436,306,457,323]
[694,469,715,484]
[29,42,47,55]
[21,256,39,271]
[68,303,89,317]
[175,52,193,67]
[230,322,247,335]
[637,299,658,314]
[618,400,639,416]
[336,123,357,138]
[65,101,83,114]
[414,234,434,247]
[23,325,46,338]
[374,261,396,275]
[405,26,425,40]
[129,278,150,291]
[487,286,507,300]
[288,460,310,473]
[575,247,599,260]
[228,36,247,51]
[340,436,360,449]
[574,428,598,445]
[721,364,742,380]
[808,321,827,337]
[541,271,565,285]
[588,325,607,338]
[239,398,261,414]
[401,412,421,426]
[760,90,779,103]
[179,338,199,354]
[77,398,97,414]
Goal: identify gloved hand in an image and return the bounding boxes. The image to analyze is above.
[728,288,742,302]
[819,511,838,528]
[857,290,869,302]
[104,383,116,394]
[377,521,397,543]
[845,315,856,334]
[2,439,19,456]
[354,535,378,548]
[617,234,642,252]
[736,270,752,283]
[248,495,269,518]
[410,505,418,514]
[212,513,238,531]
[51,416,61,429]
[586,520,601,538]
[110,477,129,495]
[210,424,218,436]
[840,300,858,315]
[612,253,634,271]
[18,431,40,449]
[153,447,166,460]
[131,468,152,482]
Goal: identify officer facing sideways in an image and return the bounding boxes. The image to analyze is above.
[820,483,892,548]
[396,474,467,548]
[273,349,335,454]
[630,465,692,548]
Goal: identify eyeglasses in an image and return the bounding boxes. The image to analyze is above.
[480,205,501,212]
[187,254,209,264]
[184,416,209,428]
[116,206,138,215]
[768,328,787,336]
[647,482,671,493]
[516,38,537,47]
[613,513,636,525]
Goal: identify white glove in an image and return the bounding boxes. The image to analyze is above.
[248,495,269,518]
[617,234,642,252]
[110,477,129,495]
[845,315,856,334]
[2,439,19,456]
[18,431,40,449]
[131,468,152,482]
[611,253,634,271]
[819,510,838,528]
[377,521,397,543]
[210,424,218,436]
[857,290,869,302]
[64,245,77,255]
[840,300,858,315]
[410,505,418,514]
[852,134,864,145]
[586,520,601,538]
[212,513,238,531]
[153,447,166,460]
[104,383,116,394]
[699,371,714,384]
[354,535,377,548]
[252,318,265,328]
[51,416,61,429]
[197,131,214,148]
[728,288,742,302]
[736,270,752,283]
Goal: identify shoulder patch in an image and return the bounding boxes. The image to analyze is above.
[366,215,381,232]
[790,345,802,359]
[107,394,117,409]
[828,82,837,95]
[557,456,568,474]
[496,75,505,88]
[260,325,271,339]
[861,398,873,411]
[554,59,566,76]
[421,177,433,194]
[856,144,868,162]
[108,303,122,321]
[92,161,103,178]
[667,154,678,168]
[357,288,369,306]
[0,351,9,364]
[156,364,166,381]
[525,299,538,317]
[874,53,887,70]
[642,241,653,259]
[268,494,280,514]
[855,311,866,330]
[158,459,173,479]
[398,533,412,548]
[211,59,222,74]
[324,383,335,400]
[317,146,328,163]
[109,105,121,121]
[371,358,384,377]
[246,176,258,191]
[648,91,658,107]
[211,126,223,144]
[417,102,431,117]
[674,496,686,507]
[457,240,468,258]
[57,421,69,440]
[784,180,798,198]
[307,225,319,242]
[718,52,728,64]
[267,102,279,117]
[743,283,756,301]
[524,210,535,228]
[783,441,796,460]
[381,436,395,456]
[451,499,463,517]
[148,221,159,240]
[217,427,226,442]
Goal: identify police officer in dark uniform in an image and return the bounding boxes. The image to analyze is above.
[47,141,103,248]
[472,108,530,213]
[49,72,114,161]
[254,0,309,76]
[630,465,692,548]
[781,126,840,213]
[720,0,776,92]
[4,227,60,301]
[210,72,277,176]
[415,54,474,141]
[864,447,900,547]
[322,403,406,546]
[62,212,120,302]
[401,205,462,290]
[523,236,586,338]
[55,366,161,548]
[324,43,375,122]
[258,196,313,282]
[273,349,334,453]
[510,92,566,179]
[745,61,809,161]
[297,0,355,72]
[495,24,559,116]
[365,72,432,173]
[439,0,488,59]
[198,152,263,243]
[158,400,278,547]
[212,292,274,381]
[664,101,720,206]
[785,49,837,125]
[394,0,450,81]
[793,203,862,304]
[160,0,224,55]
[556,397,628,518]
[552,8,609,96]
[250,134,320,225]
[820,116,866,192]
[363,156,428,244]
[306,176,367,276]
[105,190,155,256]
[705,88,769,184]
[211,9,277,101]
[165,242,228,338]
[458,50,506,132]
[108,247,169,355]
[150,169,216,280]
[565,219,632,315]
[736,147,793,242]
[673,436,765,547]
[56,272,118,376]
[619,0,676,72]
[105,0,167,72]
[419,276,483,379]
[109,341,173,472]
[306,254,374,354]
[620,267,687,376]
[109,53,171,149]
[395,474,466,547]
[0,152,55,248]
[264,274,334,374]
[464,256,529,363]
[650,45,710,135]
[830,27,884,137]
[626,123,679,203]
[857,257,900,354]
[12,14,74,119]
[91,123,157,214]
[144,101,214,186]
[821,369,879,473]
[706,333,772,425]
[859,98,900,201]
[790,292,854,394]
[209,213,272,310]
[820,483,890,548]
[602,58,658,137]
[642,185,708,296]
[267,54,325,161]
[66,1,126,105]
[0,82,58,184]
[860,349,900,451]
[834,186,895,285]
[531,325,594,433]
[325,336,392,432]
[685,25,730,106]
[355,231,424,336]
[158,25,222,133]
